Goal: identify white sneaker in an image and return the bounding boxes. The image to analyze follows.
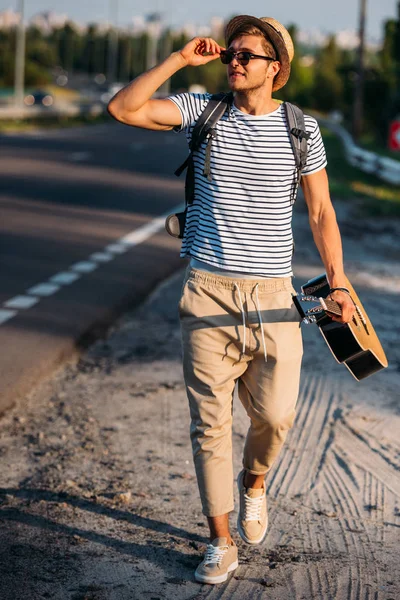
[237,469,268,545]
[194,537,239,584]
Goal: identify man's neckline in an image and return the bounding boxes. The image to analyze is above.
[232,101,283,118]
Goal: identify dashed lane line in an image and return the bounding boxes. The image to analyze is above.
[0,310,17,325]
[49,272,80,285]
[27,283,60,296]
[90,252,114,263]
[4,296,39,310]
[70,261,99,274]
[105,243,130,254]
[0,204,184,326]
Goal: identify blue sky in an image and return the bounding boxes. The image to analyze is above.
[3,0,399,40]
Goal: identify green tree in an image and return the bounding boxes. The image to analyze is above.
[26,26,57,69]
[118,35,133,81]
[380,19,398,92]
[58,22,82,74]
[275,24,315,108]
[0,29,16,85]
[312,35,344,112]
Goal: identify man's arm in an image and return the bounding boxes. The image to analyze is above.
[107,37,224,130]
[300,168,355,324]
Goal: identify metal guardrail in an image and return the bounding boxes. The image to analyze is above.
[318,117,400,186]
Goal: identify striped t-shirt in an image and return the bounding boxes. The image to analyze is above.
[169,93,327,277]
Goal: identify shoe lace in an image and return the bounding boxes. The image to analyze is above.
[204,544,229,566]
[244,493,264,521]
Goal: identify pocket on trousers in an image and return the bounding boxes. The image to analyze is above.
[289,288,302,324]
[178,278,191,315]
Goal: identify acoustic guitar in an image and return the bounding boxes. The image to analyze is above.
[293,274,388,381]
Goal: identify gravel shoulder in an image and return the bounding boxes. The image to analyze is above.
[0,197,399,600]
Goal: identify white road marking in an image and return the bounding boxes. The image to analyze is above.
[105,243,130,254]
[27,283,60,296]
[90,252,114,262]
[0,309,17,324]
[1,203,184,326]
[68,152,92,162]
[4,295,39,309]
[70,261,98,273]
[50,272,81,285]
[120,216,166,246]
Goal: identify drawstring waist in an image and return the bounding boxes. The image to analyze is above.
[255,283,268,362]
[186,267,293,362]
[186,267,293,293]
[234,283,268,362]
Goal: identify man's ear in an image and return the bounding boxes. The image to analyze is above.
[270,61,281,77]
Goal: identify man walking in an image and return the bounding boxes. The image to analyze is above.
[108,14,355,585]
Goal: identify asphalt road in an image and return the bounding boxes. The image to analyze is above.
[0,121,189,414]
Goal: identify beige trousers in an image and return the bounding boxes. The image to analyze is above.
[179,267,303,517]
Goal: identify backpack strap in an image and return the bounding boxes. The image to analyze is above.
[283,102,310,204]
[175,92,233,204]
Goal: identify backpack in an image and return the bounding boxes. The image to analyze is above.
[165,92,310,239]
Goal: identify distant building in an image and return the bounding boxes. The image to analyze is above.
[30,11,68,32]
[0,9,20,29]
[132,15,146,34]
[297,29,328,48]
[210,16,224,39]
[298,27,381,51]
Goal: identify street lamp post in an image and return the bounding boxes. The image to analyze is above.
[14,0,26,107]
[107,0,119,83]
[353,0,367,141]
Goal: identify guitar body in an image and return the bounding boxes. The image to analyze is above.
[299,274,388,381]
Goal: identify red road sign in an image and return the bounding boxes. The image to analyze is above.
[388,120,400,151]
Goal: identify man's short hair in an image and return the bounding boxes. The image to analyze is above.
[228,25,277,61]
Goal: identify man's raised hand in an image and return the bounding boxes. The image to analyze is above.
[178,37,225,67]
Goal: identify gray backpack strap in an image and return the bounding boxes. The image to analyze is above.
[283,102,310,204]
[194,93,232,181]
[175,92,233,203]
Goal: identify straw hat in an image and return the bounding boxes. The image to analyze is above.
[225,15,294,91]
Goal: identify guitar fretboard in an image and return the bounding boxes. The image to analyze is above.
[323,299,342,317]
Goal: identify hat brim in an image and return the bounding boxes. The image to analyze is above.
[225,15,290,92]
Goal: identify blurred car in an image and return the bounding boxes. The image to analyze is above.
[100,83,124,104]
[24,90,54,108]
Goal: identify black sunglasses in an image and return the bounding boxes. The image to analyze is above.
[220,50,276,66]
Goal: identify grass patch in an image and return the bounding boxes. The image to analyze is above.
[0,112,109,133]
[322,127,400,216]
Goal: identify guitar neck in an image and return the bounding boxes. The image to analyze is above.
[322,298,342,317]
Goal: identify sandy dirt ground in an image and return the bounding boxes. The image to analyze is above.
[0,197,399,600]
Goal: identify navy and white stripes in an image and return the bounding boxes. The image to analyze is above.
[169,92,327,277]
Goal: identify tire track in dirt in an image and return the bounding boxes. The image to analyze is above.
[323,466,362,600]
[310,491,340,599]
[268,373,343,500]
[325,461,378,599]
[263,372,345,599]
[335,418,400,499]
[266,373,325,497]
[297,512,321,598]
[363,472,385,545]
[199,568,245,600]
[260,367,397,600]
